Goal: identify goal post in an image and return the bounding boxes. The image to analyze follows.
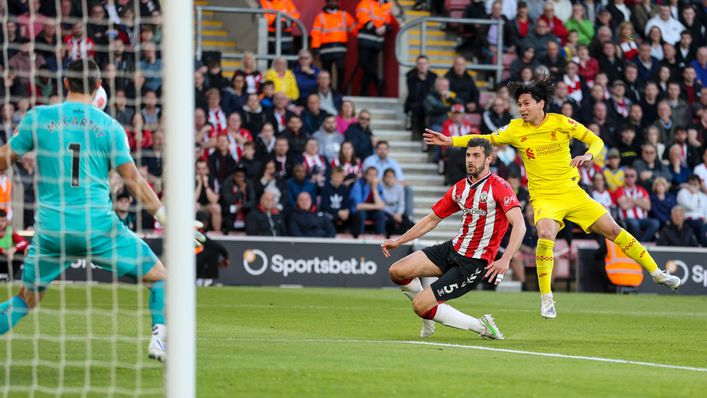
[162,1,196,397]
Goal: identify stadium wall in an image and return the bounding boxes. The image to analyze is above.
[60,236,413,288]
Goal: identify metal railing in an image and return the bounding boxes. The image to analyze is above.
[195,6,308,62]
[396,17,504,83]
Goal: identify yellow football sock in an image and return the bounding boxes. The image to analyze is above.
[536,238,555,295]
[613,229,658,273]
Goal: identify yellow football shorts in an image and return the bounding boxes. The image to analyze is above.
[530,185,608,233]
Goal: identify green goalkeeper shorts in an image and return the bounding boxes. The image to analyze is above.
[21,221,159,291]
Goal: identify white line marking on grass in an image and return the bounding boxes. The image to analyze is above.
[215,338,707,373]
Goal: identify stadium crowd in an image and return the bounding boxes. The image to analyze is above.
[405,0,707,247]
[1,0,415,240]
[0,0,706,246]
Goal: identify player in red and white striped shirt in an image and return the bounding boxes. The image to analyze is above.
[381,138,526,340]
[614,167,661,242]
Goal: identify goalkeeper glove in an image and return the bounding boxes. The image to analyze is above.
[154,207,207,248]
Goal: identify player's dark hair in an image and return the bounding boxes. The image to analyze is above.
[0,209,7,218]
[509,75,555,112]
[65,59,101,94]
[467,137,493,157]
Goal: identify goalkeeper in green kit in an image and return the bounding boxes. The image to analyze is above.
[0,59,204,363]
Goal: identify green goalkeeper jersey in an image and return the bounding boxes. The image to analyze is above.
[10,102,134,233]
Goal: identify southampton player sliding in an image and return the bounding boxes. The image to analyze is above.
[0,60,204,362]
[424,77,680,318]
[381,138,525,340]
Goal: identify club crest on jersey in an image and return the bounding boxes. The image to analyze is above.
[550,131,557,141]
[504,196,513,206]
[479,192,488,203]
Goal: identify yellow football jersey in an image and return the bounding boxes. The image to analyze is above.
[452,113,604,196]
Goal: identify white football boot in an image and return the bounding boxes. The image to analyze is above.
[541,293,557,319]
[479,314,504,340]
[420,319,436,338]
[148,324,167,363]
[651,269,681,291]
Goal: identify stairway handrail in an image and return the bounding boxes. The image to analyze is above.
[395,16,504,84]
[195,6,309,62]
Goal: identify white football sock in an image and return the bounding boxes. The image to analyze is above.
[420,277,437,289]
[399,278,423,301]
[152,323,167,341]
[433,304,484,333]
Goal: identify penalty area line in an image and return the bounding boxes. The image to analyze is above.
[217,337,707,373]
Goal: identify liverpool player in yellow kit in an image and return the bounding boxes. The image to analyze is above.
[424,77,680,318]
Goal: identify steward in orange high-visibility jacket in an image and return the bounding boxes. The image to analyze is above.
[355,0,393,96]
[311,0,355,90]
[261,0,300,56]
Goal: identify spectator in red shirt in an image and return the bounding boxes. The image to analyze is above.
[224,112,253,162]
[574,45,599,86]
[539,2,568,44]
[195,108,217,157]
[126,112,153,154]
[614,167,660,241]
[64,21,96,62]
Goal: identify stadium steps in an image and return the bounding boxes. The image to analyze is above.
[193,0,241,78]
[346,95,461,238]
[395,0,488,89]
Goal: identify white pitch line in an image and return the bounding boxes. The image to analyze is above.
[213,337,707,374]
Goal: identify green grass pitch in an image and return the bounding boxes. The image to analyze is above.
[1,284,706,397]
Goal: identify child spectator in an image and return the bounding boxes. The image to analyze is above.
[259,80,275,110]
[115,192,137,232]
[591,173,614,211]
[237,141,261,181]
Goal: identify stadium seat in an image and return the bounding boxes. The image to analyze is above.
[463,113,481,128]
[479,92,495,109]
[445,0,470,19]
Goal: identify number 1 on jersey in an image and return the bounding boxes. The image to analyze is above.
[68,143,81,187]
